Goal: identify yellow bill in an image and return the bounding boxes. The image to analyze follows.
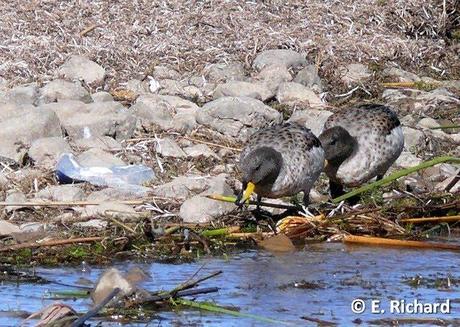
[241,182,255,204]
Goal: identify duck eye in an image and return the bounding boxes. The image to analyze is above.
[330,139,337,145]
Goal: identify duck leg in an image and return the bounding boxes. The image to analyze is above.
[302,191,310,207]
[376,174,384,181]
[330,180,345,199]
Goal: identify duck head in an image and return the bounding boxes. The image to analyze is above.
[319,126,356,166]
[236,147,283,205]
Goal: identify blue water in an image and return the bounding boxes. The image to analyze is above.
[2,243,460,326]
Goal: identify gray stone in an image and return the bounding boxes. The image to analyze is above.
[383,67,421,82]
[254,64,293,92]
[5,191,27,213]
[179,174,235,223]
[417,117,441,129]
[0,221,21,236]
[293,65,323,92]
[205,62,246,82]
[58,55,106,84]
[92,91,114,102]
[420,164,457,183]
[35,185,85,202]
[213,81,273,101]
[39,79,92,104]
[196,96,282,141]
[155,138,186,158]
[131,94,198,133]
[153,175,211,200]
[0,109,62,162]
[73,219,108,230]
[152,66,181,80]
[41,100,137,140]
[395,151,422,169]
[402,127,425,152]
[5,83,39,105]
[288,109,333,136]
[126,79,150,96]
[29,137,72,168]
[253,49,307,71]
[184,144,219,159]
[74,136,123,152]
[276,82,323,107]
[158,79,203,100]
[435,168,460,193]
[80,202,137,221]
[77,148,126,167]
[339,63,372,85]
[87,186,152,201]
[0,102,35,121]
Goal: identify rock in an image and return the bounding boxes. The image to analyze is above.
[253,49,307,71]
[417,117,440,129]
[179,174,235,223]
[5,191,27,213]
[205,62,246,82]
[73,219,108,230]
[39,79,92,104]
[402,127,425,152]
[92,91,114,102]
[155,138,186,158]
[0,102,35,121]
[80,202,137,221]
[88,186,152,201]
[74,136,123,152]
[196,96,282,141]
[29,137,72,168]
[5,83,39,105]
[35,185,85,202]
[400,114,418,127]
[395,151,422,169]
[0,109,62,162]
[420,163,457,183]
[254,65,292,91]
[153,175,211,200]
[58,55,106,84]
[339,63,372,85]
[152,66,181,80]
[131,94,198,133]
[293,65,323,92]
[41,100,137,140]
[158,79,203,100]
[213,81,273,101]
[276,82,323,107]
[288,109,333,136]
[435,168,460,193]
[0,221,21,236]
[126,79,150,96]
[77,148,126,167]
[184,144,219,159]
[383,67,421,82]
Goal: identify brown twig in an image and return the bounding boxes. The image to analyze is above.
[399,215,460,224]
[0,237,104,252]
[79,24,99,37]
[182,136,242,152]
[343,235,460,251]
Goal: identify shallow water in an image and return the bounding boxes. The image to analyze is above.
[2,243,460,326]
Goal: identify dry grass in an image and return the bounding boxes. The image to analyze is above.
[0,0,459,89]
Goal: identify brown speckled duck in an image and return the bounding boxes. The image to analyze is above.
[236,122,325,207]
[319,104,404,199]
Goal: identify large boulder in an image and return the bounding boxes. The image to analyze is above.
[0,108,62,162]
[196,96,282,141]
[213,81,273,101]
[131,94,198,133]
[38,79,92,104]
[58,55,106,85]
[253,49,307,71]
[40,100,137,140]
